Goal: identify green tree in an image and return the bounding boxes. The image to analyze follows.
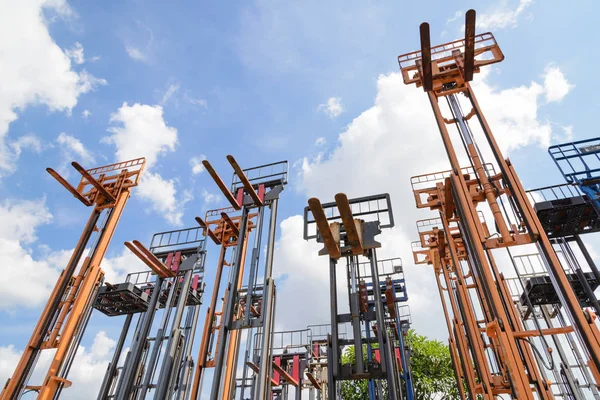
[407,329,460,400]
[338,330,460,400]
[340,345,369,400]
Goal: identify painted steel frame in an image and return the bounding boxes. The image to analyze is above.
[0,158,146,400]
[304,193,411,400]
[549,137,600,216]
[191,157,287,400]
[96,227,207,400]
[401,8,600,398]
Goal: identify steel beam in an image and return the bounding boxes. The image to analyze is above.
[419,22,433,91]
[195,216,221,245]
[72,161,116,202]
[202,160,241,210]
[125,241,175,278]
[335,193,363,255]
[221,212,240,237]
[272,360,298,387]
[227,155,264,207]
[46,168,93,206]
[464,9,476,81]
[308,198,341,259]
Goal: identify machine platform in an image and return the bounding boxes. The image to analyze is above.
[520,272,600,308]
[528,184,600,237]
[94,282,150,316]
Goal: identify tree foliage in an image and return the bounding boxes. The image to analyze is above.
[340,345,369,400]
[338,330,460,399]
[407,329,460,399]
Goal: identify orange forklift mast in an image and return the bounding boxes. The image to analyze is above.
[190,206,257,400]
[401,9,600,399]
[190,157,288,400]
[0,158,145,400]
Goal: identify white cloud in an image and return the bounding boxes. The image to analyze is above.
[562,125,574,141]
[57,132,95,163]
[276,67,572,339]
[0,195,147,310]
[0,198,61,310]
[543,65,574,103]
[185,95,208,108]
[65,41,84,64]
[477,0,534,30]
[0,345,21,384]
[101,249,146,284]
[105,103,177,168]
[0,0,106,175]
[470,68,553,151]
[124,21,154,63]
[136,172,192,226]
[190,155,206,175]
[103,103,186,224]
[446,10,462,23]
[159,85,208,109]
[201,189,222,206]
[161,83,180,105]
[0,198,52,244]
[0,331,117,400]
[318,97,344,119]
[77,69,107,93]
[82,109,91,118]
[314,137,326,146]
[10,134,42,158]
[125,45,147,61]
[273,216,330,329]
[290,73,450,338]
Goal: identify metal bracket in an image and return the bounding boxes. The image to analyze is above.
[125,240,176,278]
[47,168,93,206]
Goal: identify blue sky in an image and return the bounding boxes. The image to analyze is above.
[1,0,599,397]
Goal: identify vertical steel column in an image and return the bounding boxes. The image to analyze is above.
[243,207,265,325]
[364,320,377,400]
[191,245,228,399]
[115,277,164,400]
[177,305,202,400]
[238,328,254,400]
[575,235,600,284]
[154,269,194,399]
[557,310,600,399]
[540,307,583,399]
[210,208,250,399]
[253,279,276,399]
[367,249,400,400]
[348,256,364,374]
[557,238,600,315]
[262,198,279,282]
[326,334,335,400]
[427,88,540,398]
[98,313,133,400]
[255,198,280,399]
[465,82,600,377]
[392,288,413,399]
[433,270,467,400]
[328,257,339,400]
[136,277,178,399]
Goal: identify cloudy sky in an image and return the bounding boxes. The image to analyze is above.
[0,0,597,397]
